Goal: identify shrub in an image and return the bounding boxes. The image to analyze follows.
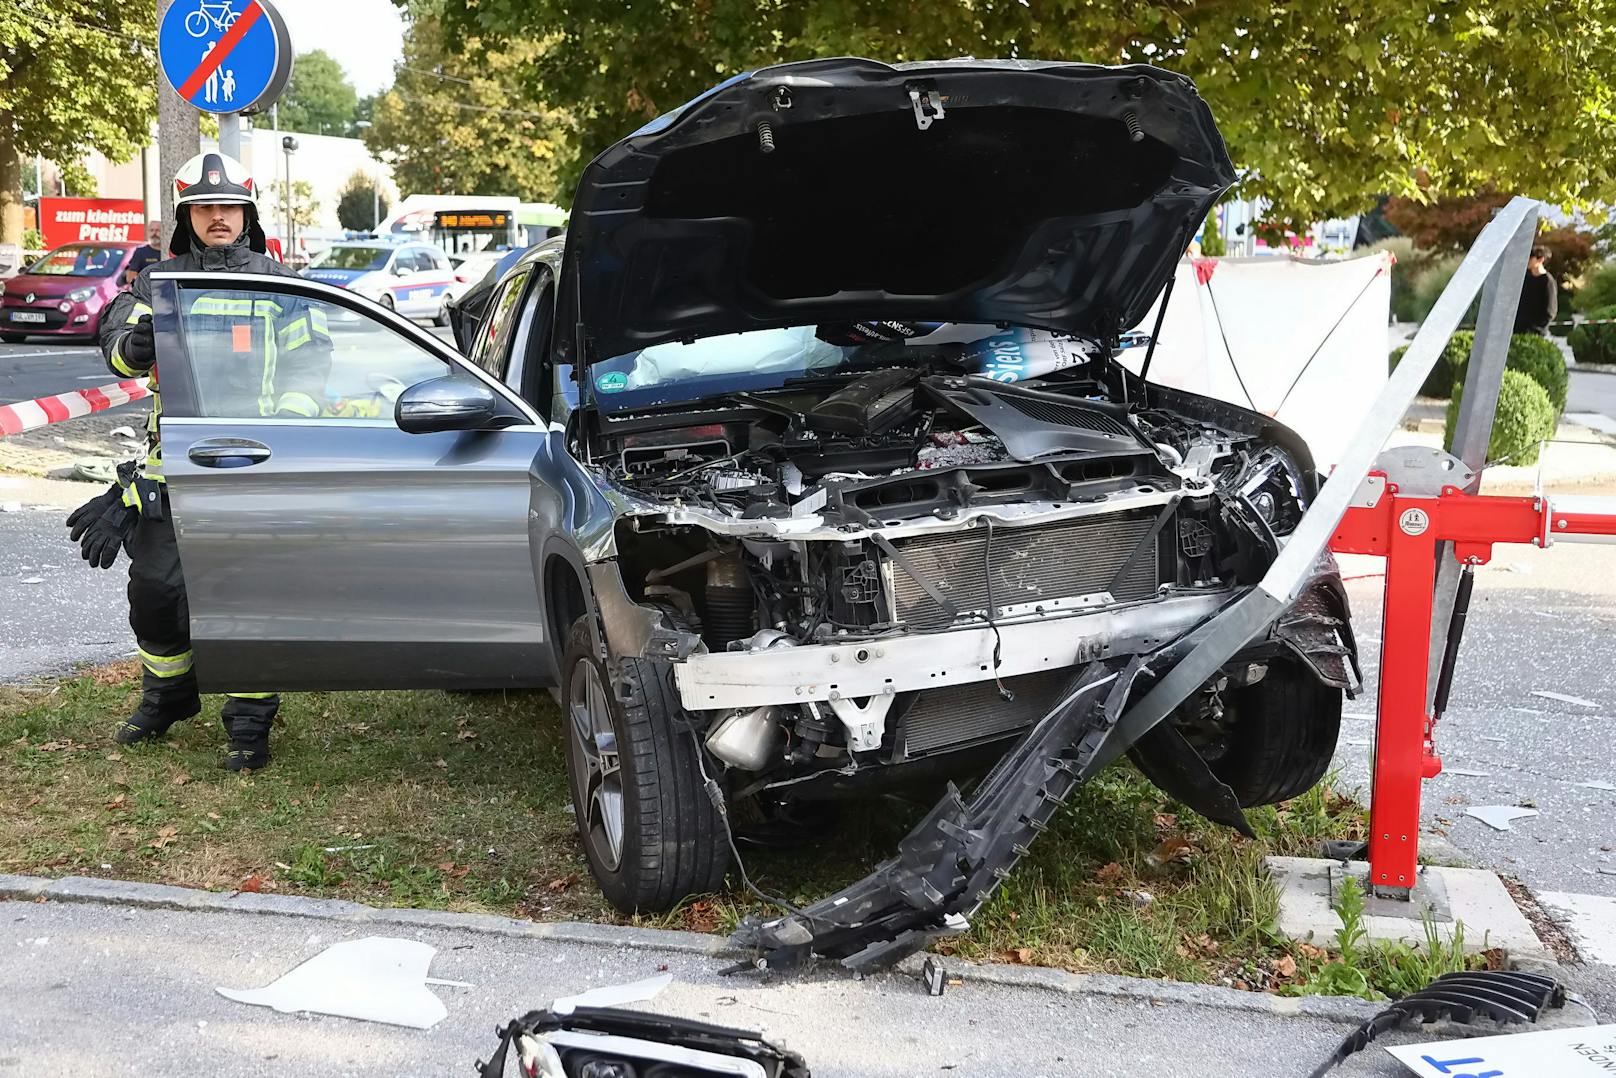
[1569,304,1616,366]
[1502,334,1569,414]
[1445,368,1556,467]
[1409,256,1464,324]
[1364,237,1421,322]
[1576,263,1616,314]
[1389,331,1473,398]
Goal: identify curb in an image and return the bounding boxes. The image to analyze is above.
[0,873,1382,1025]
[1570,364,1616,378]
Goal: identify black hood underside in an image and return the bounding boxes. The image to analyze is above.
[558,57,1236,367]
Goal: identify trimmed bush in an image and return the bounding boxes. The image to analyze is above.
[1502,334,1569,414]
[1389,331,1473,398]
[1570,304,1616,366]
[1576,263,1616,314]
[1409,256,1462,324]
[1444,369,1556,467]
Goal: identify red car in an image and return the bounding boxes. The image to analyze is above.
[1,242,140,343]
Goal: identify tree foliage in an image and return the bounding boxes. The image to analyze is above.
[270,179,319,231]
[427,0,1616,230]
[276,50,360,136]
[1387,189,1595,293]
[0,0,157,242]
[337,171,389,231]
[362,13,566,202]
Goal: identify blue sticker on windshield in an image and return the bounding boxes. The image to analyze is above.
[596,371,629,392]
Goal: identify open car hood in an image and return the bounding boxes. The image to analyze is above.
[557,57,1235,368]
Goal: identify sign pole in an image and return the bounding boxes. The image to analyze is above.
[219,113,243,160]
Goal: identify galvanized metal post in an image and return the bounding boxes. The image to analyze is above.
[156,0,201,255]
[1426,207,1540,700]
[219,113,243,161]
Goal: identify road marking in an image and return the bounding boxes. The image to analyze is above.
[1538,891,1616,965]
[0,349,99,359]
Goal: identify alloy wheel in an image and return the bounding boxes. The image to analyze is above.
[568,658,625,870]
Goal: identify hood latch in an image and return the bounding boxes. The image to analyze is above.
[906,83,946,131]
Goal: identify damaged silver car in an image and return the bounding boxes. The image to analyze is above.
[143,58,1355,939]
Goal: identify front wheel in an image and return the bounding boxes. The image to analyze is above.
[378,293,396,312]
[561,617,730,912]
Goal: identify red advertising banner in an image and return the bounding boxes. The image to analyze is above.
[38,198,147,247]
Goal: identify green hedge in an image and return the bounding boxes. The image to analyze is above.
[1392,331,1568,412]
[1570,304,1616,366]
[1575,263,1616,314]
[1444,369,1556,467]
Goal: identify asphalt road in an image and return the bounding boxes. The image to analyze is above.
[0,894,1501,1078]
[1569,367,1616,419]
[0,339,127,408]
[0,509,130,682]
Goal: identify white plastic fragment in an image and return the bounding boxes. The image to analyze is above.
[19,577,43,585]
[1442,767,1491,777]
[1463,805,1539,832]
[109,426,137,439]
[1531,690,1598,708]
[551,972,673,1015]
[1573,780,1616,792]
[216,936,449,1029]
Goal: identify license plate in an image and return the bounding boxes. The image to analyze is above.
[9,311,46,323]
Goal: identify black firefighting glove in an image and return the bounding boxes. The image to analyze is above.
[67,478,140,569]
[124,314,156,367]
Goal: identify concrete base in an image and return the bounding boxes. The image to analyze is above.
[1266,856,1550,964]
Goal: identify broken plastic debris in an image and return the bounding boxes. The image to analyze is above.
[1531,691,1598,709]
[108,426,136,439]
[1463,806,1539,832]
[1443,768,1491,777]
[19,577,44,585]
[550,972,672,1015]
[216,936,450,1029]
[1573,780,1616,792]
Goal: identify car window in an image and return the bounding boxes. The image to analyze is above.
[176,285,451,422]
[315,246,390,271]
[468,269,530,381]
[27,246,126,278]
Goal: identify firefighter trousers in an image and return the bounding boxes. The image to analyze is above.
[126,496,279,736]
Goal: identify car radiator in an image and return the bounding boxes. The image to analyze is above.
[896,669,1068,758]
[880,510,1163,626]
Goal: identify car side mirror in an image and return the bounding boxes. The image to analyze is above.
[395,374,501,434]
[393,263,413,276]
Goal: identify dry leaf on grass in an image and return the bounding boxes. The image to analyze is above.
[1009,947,1034,964]
[237,873,266,894]
[206,812,221,821]
[433,758,448,769]
[686,900,720,932]
[1094,862,1127,887]
[1148,835,1197,866]
[1274,954,1297,978]
[147,826,179,850]
[172,773,191,787]
[105,752,122,762]
[547,873,580,892]
[104,794,127,811]
[25,795,41,808]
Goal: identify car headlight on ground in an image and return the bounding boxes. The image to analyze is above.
[67,287,96,303]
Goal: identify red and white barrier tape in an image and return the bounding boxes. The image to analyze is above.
[0,378,150,437]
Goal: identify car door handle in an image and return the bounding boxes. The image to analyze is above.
[187,438,272,467]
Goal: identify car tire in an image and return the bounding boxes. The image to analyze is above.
[432,301,449,327]
[560,616,730,912]
[378,293,395,312]
[0,332,27,344]
[1132,660,1342,808]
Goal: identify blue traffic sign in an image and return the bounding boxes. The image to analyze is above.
[158,0,293,115]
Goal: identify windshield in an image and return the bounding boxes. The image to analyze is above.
[25,246,124,278]
[314,246,390,271]
[585,323,1100,412]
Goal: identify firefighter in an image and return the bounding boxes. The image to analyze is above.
[66,152,332,771]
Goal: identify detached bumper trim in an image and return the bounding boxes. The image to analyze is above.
[672,589,1233,710]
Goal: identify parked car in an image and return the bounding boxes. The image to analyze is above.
[300,240,457,325]
[140,59,1355,931]
[1,242,139,343]
[445,250,507,306]
[444,246,531,353]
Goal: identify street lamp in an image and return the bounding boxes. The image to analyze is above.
[281,135,299,262]
[354,120,380,233]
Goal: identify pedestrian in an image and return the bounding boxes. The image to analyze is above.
[66,152,332,771]
[122,220,163,287]
[1515,244,1558,336]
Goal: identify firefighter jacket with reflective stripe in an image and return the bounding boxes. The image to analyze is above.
[100,241,331,505]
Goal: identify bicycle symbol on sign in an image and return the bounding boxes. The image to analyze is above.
[185,0,240,38]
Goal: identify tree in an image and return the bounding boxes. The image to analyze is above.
[1200,208,1226,257]
[276,50,359,137]
[362,12,566,202]
[1387,189,1595,293]
[0,1,156,243]
[429,0,1616,233]
[270,179,319,231]
[337,171,389,231]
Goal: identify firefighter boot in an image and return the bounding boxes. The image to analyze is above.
[115,671,201,745]
[220,693,279,771]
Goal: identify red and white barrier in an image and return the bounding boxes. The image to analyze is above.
[0,378,150,437]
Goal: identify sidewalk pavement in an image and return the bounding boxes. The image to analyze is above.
[0,876,1599,1078]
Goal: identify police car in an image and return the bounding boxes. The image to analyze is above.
[301,241,457,325]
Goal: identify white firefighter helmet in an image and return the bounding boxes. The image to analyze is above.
[173,151,258,208]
